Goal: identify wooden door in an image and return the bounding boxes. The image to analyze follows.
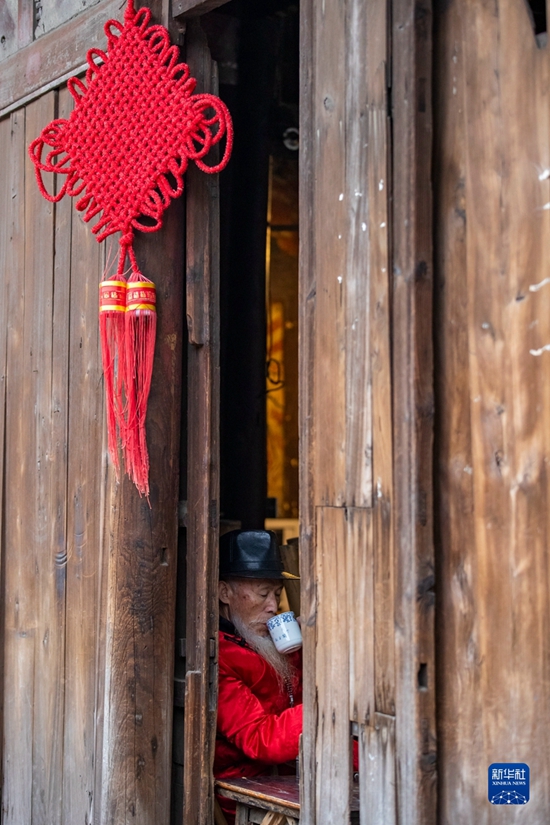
[299,1,435,823]
[0,2,184,823]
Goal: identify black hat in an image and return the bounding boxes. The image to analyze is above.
[219,529,299,580]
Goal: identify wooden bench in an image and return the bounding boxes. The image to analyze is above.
[216,775,360,824]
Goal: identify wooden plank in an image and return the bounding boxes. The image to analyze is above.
[0,0,121,112]
[60,79,106,822]
[34,0,102,39]
[391,0,436,822]
[0,104,11,817]
[347,508,374,728]
[298,0,317,819]
[17,0,33,49]
[435,0,550,820]
[173,0,230,17]
[100,206,183,825]
[363,0,396,720]
[344,0,373,509]
[359,715,396,825]
[311,0,348,508]
[315,506,351,825]
[23,90,65,825]
[0,0,18,61]
[2,104,36,825]
[183,19,220,825]
[432,1,476,820]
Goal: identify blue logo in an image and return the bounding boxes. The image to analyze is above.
[488,763,529,805]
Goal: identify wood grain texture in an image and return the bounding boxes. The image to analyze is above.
[1,105,30,825]
[183,19,220,825]
[347,508,375,727]
[311,0,347,508]
[391,0,436,822]
[100,211,183,825]
[298,0,317,820]
[358,714,396,825]
[25,90,66,825]
[315,506,352,825]
[434,0,550,820]
[0,105,10,797]
[62,84,106,823]
[0,0,121,112]
[300,0,397,821]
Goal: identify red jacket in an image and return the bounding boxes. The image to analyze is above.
[214,617,303,821]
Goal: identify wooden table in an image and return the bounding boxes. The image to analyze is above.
[216,775,360,824]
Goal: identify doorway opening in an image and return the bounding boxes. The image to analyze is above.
[171,3,300,821]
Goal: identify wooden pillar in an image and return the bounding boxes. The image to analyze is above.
[183,20,221,825]
[434,0,550,819]
[391,0,437,823]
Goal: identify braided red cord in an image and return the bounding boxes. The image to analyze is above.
[27,0,233,498]
[28,0,233,246]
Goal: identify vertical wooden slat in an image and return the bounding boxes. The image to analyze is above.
[183,19,220,825]
[2,103,34,825]
[298,0,317,819]
[301,0,398,822]
[24,90,66,825]
[365,0,396,722]
[347,508,375,728]
[391,0,436,823]
[311,0,348,510]
[315,506,351,824]
[62,87,105,822]
[0,112,11,813]
[100,213,183,825]
[359,714,396,825]
[344,0,373,510]
[48,86,72,825]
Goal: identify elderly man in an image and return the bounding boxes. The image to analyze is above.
[214,529,302,824]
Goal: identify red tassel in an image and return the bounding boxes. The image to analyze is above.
[124,259,156,498]
[99,276,127,476]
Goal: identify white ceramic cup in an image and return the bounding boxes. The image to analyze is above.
[266,611,302,654]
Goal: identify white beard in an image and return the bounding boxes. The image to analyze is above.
[231,614,296,687]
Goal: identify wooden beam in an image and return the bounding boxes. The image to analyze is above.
[173,0,229,18]
[0,0,121,112]
[391,0,436,823]
[183,19,221,825]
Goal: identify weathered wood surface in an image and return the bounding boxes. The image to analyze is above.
[173,0,229,17]
[297,0,317,821]
[434,0,550,821]
[300,0,399,822]
[1,102,34,825]
[391,0,436,823]
[183,19,221,825]
[0,111,9,802]
[358,714,396,825]
[0,90,108,824]
[99,151,183,825]
[1,6,184,822]
[217,775,360,814]
[0,0,121,113]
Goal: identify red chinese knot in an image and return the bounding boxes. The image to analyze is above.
[28,0,233,498]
